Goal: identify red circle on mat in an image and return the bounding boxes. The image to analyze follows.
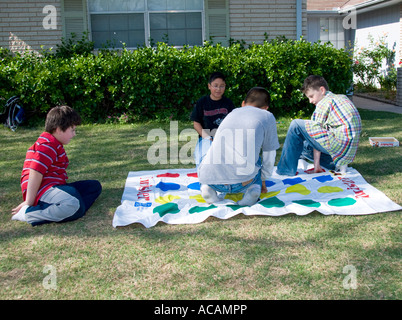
[156,173,180,178]
[187,173,198,178]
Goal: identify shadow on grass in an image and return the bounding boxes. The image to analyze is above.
[1,112,401,241]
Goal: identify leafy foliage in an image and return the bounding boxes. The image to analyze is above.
[0,39,353,123]
[353,34,398,90]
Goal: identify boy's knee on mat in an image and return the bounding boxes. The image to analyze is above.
[237,184,261,206]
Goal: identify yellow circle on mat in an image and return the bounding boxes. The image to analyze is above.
[190,194,206,203]
[317,186,343,193]
[260,190,280,199]
[155,195,181,204]
[224,193,244,202]
[285,184,311,195]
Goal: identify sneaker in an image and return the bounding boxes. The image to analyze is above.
[200,184,219,204]
[11,205,29,222]
[336,164,347,174]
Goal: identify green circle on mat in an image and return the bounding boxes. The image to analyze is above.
[153,202,180,217]
[226,204,244,210]
[293,199,321,208]
[259,196,285,208]
[189,205,217,214]
[328,197,357,207]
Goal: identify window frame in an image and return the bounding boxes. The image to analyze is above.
[86,0,205,49]
[319,17,345,49]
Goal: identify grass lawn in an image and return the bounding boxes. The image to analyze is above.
[0,109,400,300]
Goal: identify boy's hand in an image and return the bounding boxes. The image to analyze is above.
[12,201,28,215]
[261,181,267,193]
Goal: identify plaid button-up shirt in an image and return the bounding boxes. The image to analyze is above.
[305,91,362,166]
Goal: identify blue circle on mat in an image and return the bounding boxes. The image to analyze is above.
[313,175,333,183]
[282,177,306,186]
[187,182,200,190]
[156,181,181,192]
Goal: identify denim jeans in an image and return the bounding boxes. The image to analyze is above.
[194,137,212,168]
[277,119,335,176]
[209,158,262,194]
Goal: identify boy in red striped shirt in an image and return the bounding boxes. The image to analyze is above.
[11,105,102,226]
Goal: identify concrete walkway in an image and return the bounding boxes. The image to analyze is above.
[352,96,402,114]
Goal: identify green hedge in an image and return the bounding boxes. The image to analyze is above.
[0,39,353,123]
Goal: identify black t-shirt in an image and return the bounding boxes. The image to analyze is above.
[190,95,235,136]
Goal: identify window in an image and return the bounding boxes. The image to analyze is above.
[88,0,204,48]
[320,18,345,49]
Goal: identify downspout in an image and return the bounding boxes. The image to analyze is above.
[296,0,302,39]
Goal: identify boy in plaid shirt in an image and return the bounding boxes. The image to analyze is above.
[277,75,361,176]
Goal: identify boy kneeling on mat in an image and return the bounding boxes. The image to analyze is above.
[12,105,102,226]
[198,87,280,206]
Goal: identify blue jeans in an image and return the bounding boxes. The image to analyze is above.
[194,137,212,168]
[209,158,262,194]
[277,119,335,176]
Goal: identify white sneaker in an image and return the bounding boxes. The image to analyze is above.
[336,164,347,174]
[298,158,310,171]
[237,184,261,206]
[11,205,29,222]
[201,185,219,204]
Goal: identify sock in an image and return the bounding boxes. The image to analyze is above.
[201,184,219,204]
[237,184,261,206]
[336,164,347,174]
[11,205,29,222]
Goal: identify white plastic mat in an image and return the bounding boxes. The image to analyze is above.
[113,166,401,228]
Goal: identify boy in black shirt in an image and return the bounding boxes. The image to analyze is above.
[190,72,235,166]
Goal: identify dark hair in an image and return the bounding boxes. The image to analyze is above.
[208,72,226,83]
[45,105,82,133]
[301,75,329,93]
[244,87,270,108]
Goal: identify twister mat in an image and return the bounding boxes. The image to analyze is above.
[112,166,401,228]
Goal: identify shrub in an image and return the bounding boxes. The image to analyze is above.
[0,39,353,123]
[353,34,397,90]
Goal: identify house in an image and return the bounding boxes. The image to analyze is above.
[307,0,402,63]
[1,0,400,56]
[0,0,308,54]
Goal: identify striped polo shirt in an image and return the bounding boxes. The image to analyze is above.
[20,132,69,205]
[305,91,362,166]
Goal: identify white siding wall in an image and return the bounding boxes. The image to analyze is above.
[354,4,401,66]
[0,0,308,53]
[0,0,62,53]
[229,0,307,43]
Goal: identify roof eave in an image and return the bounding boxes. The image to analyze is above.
[307,0,401,15]
[339,0,401,14]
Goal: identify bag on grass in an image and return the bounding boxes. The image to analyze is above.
[0,96,25,131]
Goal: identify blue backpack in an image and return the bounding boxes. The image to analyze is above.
[1,96,25,131]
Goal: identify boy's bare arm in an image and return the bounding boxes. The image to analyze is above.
[193,121,212,139]
[12,169,43,214]
[25,169,43,205]
[306,149,325,174]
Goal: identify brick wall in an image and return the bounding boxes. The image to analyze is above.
[0,0,62,54]
[229,0,307,43]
